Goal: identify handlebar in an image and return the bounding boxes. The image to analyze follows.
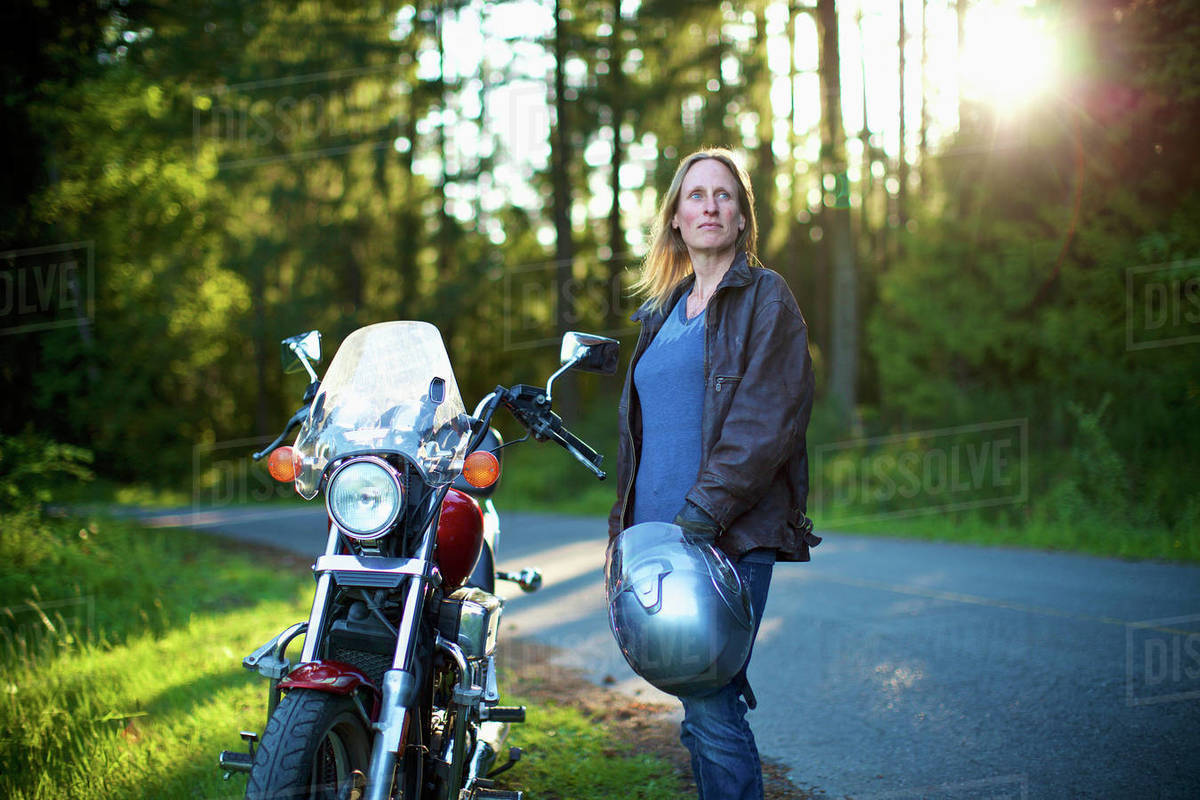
[489,384,606,480]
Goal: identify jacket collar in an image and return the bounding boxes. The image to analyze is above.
[630,251,754,323]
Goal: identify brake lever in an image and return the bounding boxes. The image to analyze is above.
[559,436,606,480]
[542,416,606,479]
[251,405,309,461]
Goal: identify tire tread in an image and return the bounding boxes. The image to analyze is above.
[245,690,365,800]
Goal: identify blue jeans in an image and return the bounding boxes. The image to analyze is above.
[678,556,774,800]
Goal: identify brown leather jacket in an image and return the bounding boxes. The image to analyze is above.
[608,252,821,562]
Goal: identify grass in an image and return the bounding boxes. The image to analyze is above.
[827,508,1200,562]
[2,595,305,800]
[54,477,194,509]
[55,475,308,511]
[0,509,311,800]
[0,509,686,800]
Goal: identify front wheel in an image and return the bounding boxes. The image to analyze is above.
[245,689,371,800]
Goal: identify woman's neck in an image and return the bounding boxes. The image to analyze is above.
[689,248,736,299]
[684,249,737,318]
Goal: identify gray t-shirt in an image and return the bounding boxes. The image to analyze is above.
[632,294,705,528]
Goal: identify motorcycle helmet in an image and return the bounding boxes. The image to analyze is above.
[605,521,754,697]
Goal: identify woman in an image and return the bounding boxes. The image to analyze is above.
[609,148,818,800]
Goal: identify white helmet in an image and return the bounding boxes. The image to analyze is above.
[605,521,754,697]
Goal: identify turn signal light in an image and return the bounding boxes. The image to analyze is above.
[462,450,500,488]
[268,446,298,482]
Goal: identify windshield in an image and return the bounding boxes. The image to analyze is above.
[293,321,471,499]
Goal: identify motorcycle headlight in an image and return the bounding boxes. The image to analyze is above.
[326,457,403,539]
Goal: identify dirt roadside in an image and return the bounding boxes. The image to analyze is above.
[499,639,820,800]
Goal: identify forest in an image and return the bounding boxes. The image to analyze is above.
[1,0,1197,553]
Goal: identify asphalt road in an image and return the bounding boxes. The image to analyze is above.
[139,506,1200,799]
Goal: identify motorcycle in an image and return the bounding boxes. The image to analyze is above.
[216,320,618,800]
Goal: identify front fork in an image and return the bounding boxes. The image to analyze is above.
[299,522,342,664]
[364,518,441,800]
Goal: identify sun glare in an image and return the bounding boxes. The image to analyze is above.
[960,2,1059,111]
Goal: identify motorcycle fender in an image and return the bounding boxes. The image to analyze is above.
[278,660,381,700]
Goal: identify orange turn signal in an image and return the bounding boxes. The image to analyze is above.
[267,446,298,483]
[462,450,500,488]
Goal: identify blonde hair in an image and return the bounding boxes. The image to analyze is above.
[632,148,758,312]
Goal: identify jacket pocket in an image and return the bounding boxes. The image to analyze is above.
[713,374,743,393]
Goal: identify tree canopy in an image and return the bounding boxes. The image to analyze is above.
[1,0,1196,537]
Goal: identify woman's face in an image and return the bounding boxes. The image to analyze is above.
[671,158,745,258]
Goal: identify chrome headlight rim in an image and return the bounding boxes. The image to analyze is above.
[325,456,403,540]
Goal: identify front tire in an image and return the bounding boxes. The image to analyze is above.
[245,689,371,800]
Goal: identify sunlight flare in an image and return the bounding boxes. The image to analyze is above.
[961,2,1060,111]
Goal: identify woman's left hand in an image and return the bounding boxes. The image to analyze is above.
[674,501,722,545]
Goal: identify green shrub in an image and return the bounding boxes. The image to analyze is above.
[0,434,93,513]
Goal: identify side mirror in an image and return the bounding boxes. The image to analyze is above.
[559,332,619,376]
[281,330,321,378]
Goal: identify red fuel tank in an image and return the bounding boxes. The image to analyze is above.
[436,488,484,590]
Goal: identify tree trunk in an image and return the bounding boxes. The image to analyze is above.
[856,9,873,240]
[787,1,800,226]
[816,0,858,423]
[956,0,967,129]
[752,8,776,254]
[252,260,270,437]
[436,3,452,279]
[396,111,419,318]
[607,0,625,329]
[919,0,929,192]
[552,0,578,417]
[897,0,908,227]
